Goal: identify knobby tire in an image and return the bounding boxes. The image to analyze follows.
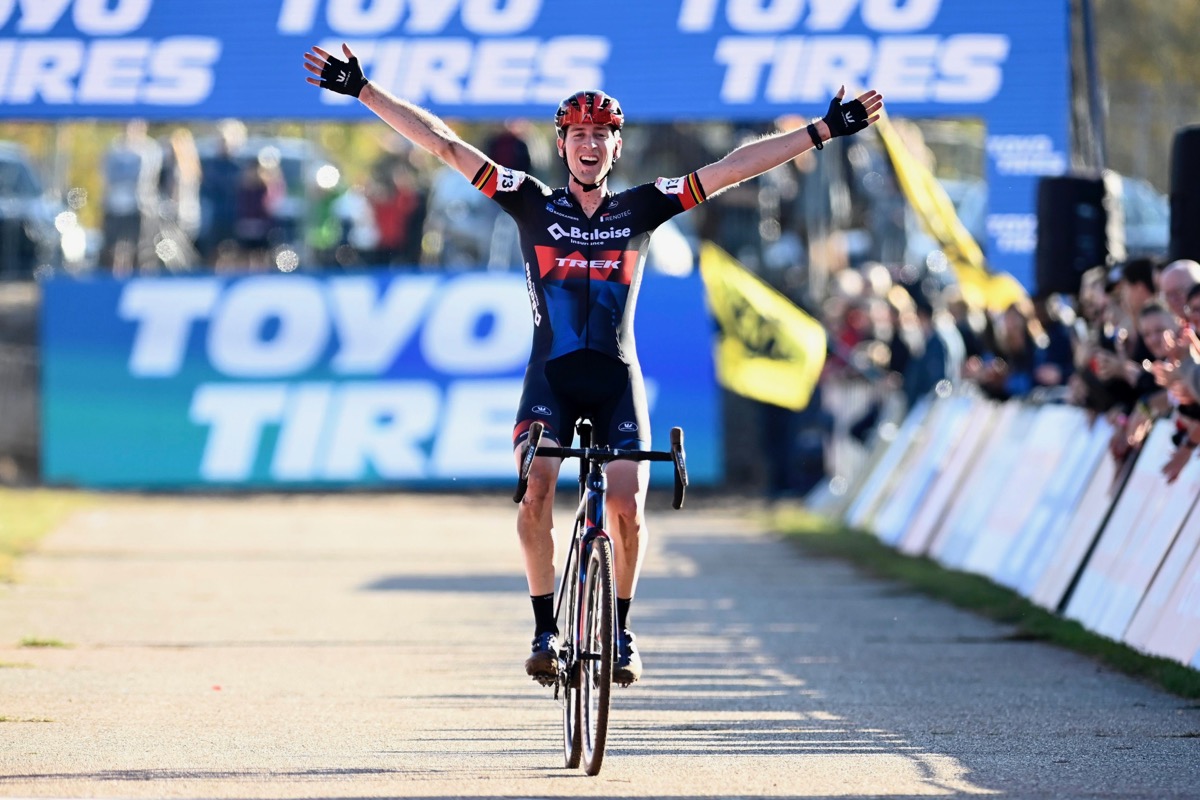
[558,531,582,769]
[579,536,615,776]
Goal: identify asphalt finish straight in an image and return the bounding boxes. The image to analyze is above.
[0,493,1197,798]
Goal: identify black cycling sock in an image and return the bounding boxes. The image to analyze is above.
[532,593,557,636]
[617,597,631,632]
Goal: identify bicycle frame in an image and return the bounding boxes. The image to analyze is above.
[555,443,611,682]
[513,417,687,774]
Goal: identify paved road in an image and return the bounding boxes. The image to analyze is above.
[0,493,1197,798]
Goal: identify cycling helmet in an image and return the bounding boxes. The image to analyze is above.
[554,90,624,134]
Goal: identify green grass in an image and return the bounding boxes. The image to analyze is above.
[772,508,1200,700]
[18,637,70,649]
[0,488,99,582]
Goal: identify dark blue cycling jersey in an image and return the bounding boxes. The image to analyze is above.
[471,163,707,366]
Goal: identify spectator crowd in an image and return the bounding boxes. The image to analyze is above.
[812,254,1200,498]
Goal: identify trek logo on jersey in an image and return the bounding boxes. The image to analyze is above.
[556,257,621,270]
[546,223,632,242]
[533,246,636,285]
[618,421,638,432]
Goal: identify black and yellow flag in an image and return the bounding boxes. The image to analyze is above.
[698,243,826,411]
[875,114,1027,313]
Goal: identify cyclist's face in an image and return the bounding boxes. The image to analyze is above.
[559,123,621,179]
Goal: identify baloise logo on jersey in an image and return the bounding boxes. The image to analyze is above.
[547,223,632,243]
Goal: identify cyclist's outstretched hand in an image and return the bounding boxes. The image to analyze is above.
[304,43,368,98]
[822,86,884,138]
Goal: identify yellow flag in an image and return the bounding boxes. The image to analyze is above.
[874,114,1027,312]
[698,243,826,411]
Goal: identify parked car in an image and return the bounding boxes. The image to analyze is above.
[0,143,70,279]
[1119,175,1169,258]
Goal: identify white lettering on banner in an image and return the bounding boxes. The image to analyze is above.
[431,380,525,476]
[467,38,537,103]
[78,39,148,103]
[987,213,1037,254]
[716,34,1008,103]
[189,379,525,482]
[316,36,606,106]
[420,275,531,373]
[120,278,221,377]
[986,134,1067,176]
[328,275,439,374]
[120,274,531,378]
[0,37,220,106]
[278,0,542,35]
[678,0,942,33]
[208,277,330,378]
[272,383,332,481]
[323,382,440,479]
[0,0,152,34]
[190,384,289,481]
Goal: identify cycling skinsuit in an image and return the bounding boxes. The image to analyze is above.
[470,163,707,449]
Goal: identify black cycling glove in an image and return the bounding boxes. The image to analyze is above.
[318,52,368,98]
[822,95,870,138]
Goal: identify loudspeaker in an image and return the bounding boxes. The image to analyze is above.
[1035,171,1125,296]
[1170,125,1200,261]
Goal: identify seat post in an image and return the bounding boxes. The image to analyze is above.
[576,420,592,489]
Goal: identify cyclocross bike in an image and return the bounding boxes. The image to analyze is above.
[514,419,687,776]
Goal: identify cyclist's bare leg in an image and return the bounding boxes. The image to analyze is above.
[607,458,648,683]
[513,445,563,596]
[605,459,649,600]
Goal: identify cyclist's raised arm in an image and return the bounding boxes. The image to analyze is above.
[695,86,883,197]
[303,43,490,182]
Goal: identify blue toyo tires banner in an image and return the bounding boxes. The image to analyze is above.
[3,0,1069,292]
[41,271,721,489]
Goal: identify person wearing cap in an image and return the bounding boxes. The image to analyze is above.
[303,43,884,684]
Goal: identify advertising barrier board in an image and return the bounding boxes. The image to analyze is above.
[42,271,720,489]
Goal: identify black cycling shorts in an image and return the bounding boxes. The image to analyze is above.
[513,349,650,450]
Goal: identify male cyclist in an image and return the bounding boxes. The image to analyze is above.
[305,43,883,686]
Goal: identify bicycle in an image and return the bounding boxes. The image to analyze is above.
[514,419,688,776]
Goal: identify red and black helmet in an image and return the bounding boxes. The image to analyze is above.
[554,90,624,134]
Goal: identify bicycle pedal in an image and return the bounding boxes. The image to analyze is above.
[532,674,556,688]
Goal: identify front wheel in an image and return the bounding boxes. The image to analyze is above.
[557,534,582,769]
[578,535,615,776]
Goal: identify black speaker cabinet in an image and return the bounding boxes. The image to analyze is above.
[1170,125,1200,262]
[1035,171,1125,296]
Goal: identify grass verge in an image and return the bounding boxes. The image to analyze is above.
[0,488,100,582]
[773,507,1200,700]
